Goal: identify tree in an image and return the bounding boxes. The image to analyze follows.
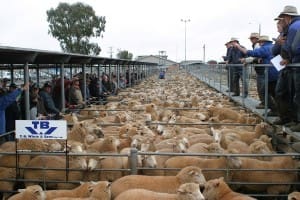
[47,2,106,55]
[116,50,133,60]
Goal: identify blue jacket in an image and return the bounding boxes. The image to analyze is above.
[247,41,279,82]
[282,17,300,63]
[0,89,22,134]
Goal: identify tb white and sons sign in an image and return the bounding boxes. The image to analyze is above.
[16,120,67,140]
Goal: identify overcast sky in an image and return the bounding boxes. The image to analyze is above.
[0,0,299,62]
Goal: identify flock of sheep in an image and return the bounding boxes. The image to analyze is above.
[0,70,300,200]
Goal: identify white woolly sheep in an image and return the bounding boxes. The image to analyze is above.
[227,156,297,195]
[203,177,257,200]
[111,165,206,199]
[24,156,87,189]
[115,182,205,200]
[288,191,300,200]
[7,185,45,200]
[45,181,95,199]
[51,181,111,200]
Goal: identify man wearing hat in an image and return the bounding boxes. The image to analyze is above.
[234,35,279,116]
[272,17,293,125]
[227,37,247,97]
[39,82,61,119]
[5,83,21,139]
[242,32,265,108]
[278,5,300,131]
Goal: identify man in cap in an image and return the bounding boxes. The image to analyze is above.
[39,82,62,119]
[227,37,247,97]
[278,5,300,131]
[234,35,279,116]
[5,83,21,140]
[223,41,233,92]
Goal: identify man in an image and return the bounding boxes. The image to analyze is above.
[234,36,279,116]
[273,17,293,125]
[227,37,247,97]
[5,83,22,141]
[242,33,265,107]
[0,82,28,143]
[223,41,233,92]
[278,5,300,131]
[39,82,61,119]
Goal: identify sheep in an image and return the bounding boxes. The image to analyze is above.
[24,156,87,189]
[0,167,16,200]
[226,140,251,154]
[115,182,205,200]
[98,156,123,182]
[7,185,45,200]
[45,181,95,199]
[87,136,119,153]
[164,156,229,180]
[111,166,206,199]
[51,181,111,200]
[227,155,297,195]
[288,191,300,200]
[203,177,257,200]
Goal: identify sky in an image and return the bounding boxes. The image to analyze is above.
[0,0,299,63]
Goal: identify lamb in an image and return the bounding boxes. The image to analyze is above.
[164,156,229,180]
[7,185,45,200]
[24,156,87,189]
[115,182,205,200]
[203,177,257,200]
[111,166,206,199]
[0,167,16,200]
[87,136,119,153]
[45,182,95,199]
[288,191,300,200]
[227,155,297,194]
[51,181,111,200]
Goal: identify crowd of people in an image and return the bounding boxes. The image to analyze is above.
[0,71,139,141]
[223,5,300,132]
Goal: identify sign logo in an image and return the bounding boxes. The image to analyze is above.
[16,120,67,140]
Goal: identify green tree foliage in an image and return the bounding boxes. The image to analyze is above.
[47,2,106,55]
[116,50,133,60]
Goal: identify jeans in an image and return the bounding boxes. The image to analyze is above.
[232,67,248,95]
[256,73,265,104]
[292,68,300,121]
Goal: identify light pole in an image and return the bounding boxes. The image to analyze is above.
[181,19,190,70]
[249,22,261,35]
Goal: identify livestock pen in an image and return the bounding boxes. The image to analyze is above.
[0,47,299,200]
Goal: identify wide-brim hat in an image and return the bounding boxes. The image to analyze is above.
[258,35,272,42]
[248,32,259,39]
[229,37,239,42]
[277,5,299,18]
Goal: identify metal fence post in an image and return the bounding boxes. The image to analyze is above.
[129,148,138,175]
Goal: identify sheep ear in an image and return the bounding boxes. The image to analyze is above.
[17,189,25,193]
[188,170,196,175]
[79,181,85,185]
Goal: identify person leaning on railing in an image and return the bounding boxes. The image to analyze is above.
[0,82,29,142]
[278,5,300,131]
[233,36,279,117]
